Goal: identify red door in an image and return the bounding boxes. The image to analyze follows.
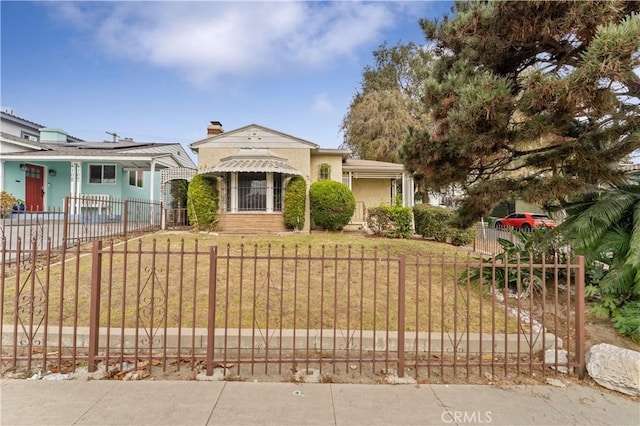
[24,164,44,211]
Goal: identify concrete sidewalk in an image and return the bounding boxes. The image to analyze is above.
[1,380,638,425]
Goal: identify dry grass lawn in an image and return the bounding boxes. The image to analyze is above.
[2,231,518,334]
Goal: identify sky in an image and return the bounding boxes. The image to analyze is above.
[1,1,453,160]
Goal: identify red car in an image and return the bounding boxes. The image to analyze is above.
[495,213,555,230]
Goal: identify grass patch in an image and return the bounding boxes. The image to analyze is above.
[2,231,518,334]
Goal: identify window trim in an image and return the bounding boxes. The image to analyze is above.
[88,164,117,185]
[318,163,331,180]
[128,170,144,188]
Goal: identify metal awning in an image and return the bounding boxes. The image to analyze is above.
[199,148,302,175]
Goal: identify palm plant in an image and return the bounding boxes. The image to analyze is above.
[560,171,640,341]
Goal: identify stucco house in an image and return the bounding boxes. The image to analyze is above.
[0,111,196,212]
[190,121,415,232]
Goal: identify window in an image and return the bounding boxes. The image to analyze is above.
[128,170,143,187]
[318,163,331,180]
[21,131,39,142]
[224,172,285,212]
[238,172,267,211]
[273,173,283,211]
[25,165,42,179]
[89,164,116,184]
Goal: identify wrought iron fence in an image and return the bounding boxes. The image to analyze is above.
[0,196,164,254]
[0,238,585,382]
[164,207,189,229]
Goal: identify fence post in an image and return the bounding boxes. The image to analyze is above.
[88,240,103,372]
[397,254,406,378]
[575,255,586,379]
[161,202,166,231]
[62,196,69,249]
[206,246,218,376]
[123,200,129,240]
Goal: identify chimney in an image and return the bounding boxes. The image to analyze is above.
[207,121,223,136]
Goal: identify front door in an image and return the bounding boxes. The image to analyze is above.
[24,164,44,211]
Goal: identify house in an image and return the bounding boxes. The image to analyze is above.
[0,111,196,212]
[190,122,415,232]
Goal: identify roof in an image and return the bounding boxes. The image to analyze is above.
[0,111,44,130]
[199,148,302,175]
[343,159,405,170]
[0,133,196,170]
[190,124,319,151]
[1,132,46,150]
[1,111,85,142]
[342,159,407,179]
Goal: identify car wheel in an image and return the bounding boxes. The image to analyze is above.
[521,223,531,231]
[495,221,505,229]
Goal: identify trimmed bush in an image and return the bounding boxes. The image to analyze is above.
[283,176,306,230]
[309,180,355,231]
[450,228,476,246]
[413,204,475,246]
[187,174,219,231]
[413,204,453,242]
[367,206,413,238]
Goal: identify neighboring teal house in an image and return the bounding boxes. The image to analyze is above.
[0,111,195,212]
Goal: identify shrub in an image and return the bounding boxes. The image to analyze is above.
[187,174,219,231]
[462,228,565,295]
[450,228,476,246]
[413,204,453,242]
[0,191,16,210]
[367,206,413,238]
[283,176,306,230]
[309,180,355,231]
[413,204,476,245]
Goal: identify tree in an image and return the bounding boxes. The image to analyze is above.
[561,171,640,340]
[341,42,432,163]
[399,1,640,226]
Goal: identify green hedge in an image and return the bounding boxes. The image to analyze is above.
[187,174,219,231]
[413,204,475,246]
[283,176,306,230]
[309,180,355,231]
[413,204,452,242]
[367,206,413,238]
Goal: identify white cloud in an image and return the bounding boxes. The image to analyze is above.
[311,93,335,115]
[49,2,403,86]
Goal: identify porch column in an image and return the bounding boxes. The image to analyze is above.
[402,173,415,208]
[231,173,238,212]
[150,160,156,226]
[150,160,156,203]
[70,161,82,214]
[266,172,274,213]
[0,160,4,193]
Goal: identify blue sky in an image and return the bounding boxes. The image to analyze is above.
[1,1,453,159]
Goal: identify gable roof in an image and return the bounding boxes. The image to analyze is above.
[190,124,319,152]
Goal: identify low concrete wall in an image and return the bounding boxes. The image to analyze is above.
[1,325,561,355]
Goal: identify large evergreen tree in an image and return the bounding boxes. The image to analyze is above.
[398,1,640,226]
